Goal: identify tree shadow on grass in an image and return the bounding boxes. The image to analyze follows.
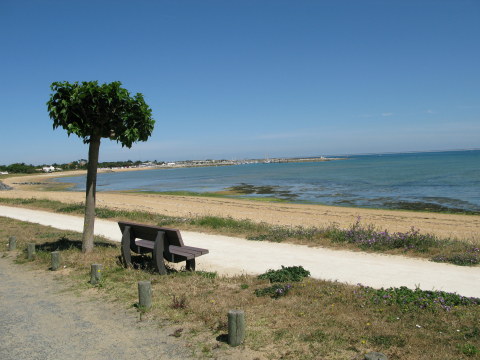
[37,236,117,252]
[216,334,229,344]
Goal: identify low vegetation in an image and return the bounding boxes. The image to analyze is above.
[0,197,478,267]
[2,217,480,359]
[254,266,310,299]
[257,265,311,283]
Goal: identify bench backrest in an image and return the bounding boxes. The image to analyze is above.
[118,221,185,247]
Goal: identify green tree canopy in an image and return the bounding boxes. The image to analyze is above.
[47,81,154,147]
[47,81,155,252]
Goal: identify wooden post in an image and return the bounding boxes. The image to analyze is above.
[90,264,103,285]
[138,281,152,309]
[228,310,245,346]
[51,251,61,271]
[8,236,16,251]
[27,243,36,260]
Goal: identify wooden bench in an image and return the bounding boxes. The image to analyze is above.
[118,221,209,275]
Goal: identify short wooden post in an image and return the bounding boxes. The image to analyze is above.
[138,281,152,309]
[27,243,36,260]
[90,264,103,285]
[228,310,245,346]
[51,251,61,271]
[8,236,16,251]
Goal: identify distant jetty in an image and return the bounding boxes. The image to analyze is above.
[262,157,346,164]
[99,156,346,171]
[102,156,347,170]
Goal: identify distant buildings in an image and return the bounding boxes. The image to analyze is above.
[42,166,55,172]
[41,166,62,173]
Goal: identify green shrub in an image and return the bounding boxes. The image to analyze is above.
[258,265,310,283]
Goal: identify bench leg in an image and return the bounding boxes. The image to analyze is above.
[186,259,196,272]
[121,226,132,268]
[153,231,167,275]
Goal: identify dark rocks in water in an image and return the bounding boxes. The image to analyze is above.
[225,183,299,200]
[0,181,12,190]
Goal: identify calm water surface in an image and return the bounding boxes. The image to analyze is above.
[56,150,480,212]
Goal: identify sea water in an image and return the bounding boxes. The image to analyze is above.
[55,150,480,212]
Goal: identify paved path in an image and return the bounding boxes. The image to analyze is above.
[1,205,479,297]
[0,255,192,360]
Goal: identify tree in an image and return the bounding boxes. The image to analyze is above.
[5,163,37,173]
[47,81,155,253]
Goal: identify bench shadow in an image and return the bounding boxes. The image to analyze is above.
[115,255,179,274]
[37,236,117,252]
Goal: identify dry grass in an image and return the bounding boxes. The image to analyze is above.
[2,216,480,359]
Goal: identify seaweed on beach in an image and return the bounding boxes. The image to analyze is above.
[383,201,480,215]
[226,183,299,200]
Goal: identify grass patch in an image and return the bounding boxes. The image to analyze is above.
[356,285,480,312]
[327,218,439,252]
[129,190,226,198]
[190,216,260,232]
[369,334,406,348]
[254,283,292,299]
[459,343,479,357]
[432,251,480,266]
[2,216,480,359]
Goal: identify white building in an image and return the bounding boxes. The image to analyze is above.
[42,166,55,173]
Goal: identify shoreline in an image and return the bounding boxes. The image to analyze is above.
[0,172,479,242]
[18,168,480,215]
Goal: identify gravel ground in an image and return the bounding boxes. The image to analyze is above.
[0,255,193,360]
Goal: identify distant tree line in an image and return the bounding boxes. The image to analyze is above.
[0,160,162,174]
[0,163,38,173]
[99,160,145,168]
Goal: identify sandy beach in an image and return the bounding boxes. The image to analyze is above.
[1,171,479,242]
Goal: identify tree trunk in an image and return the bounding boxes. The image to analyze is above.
[82,136,101,253]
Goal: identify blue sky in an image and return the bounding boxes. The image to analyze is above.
[1,0,479,164]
